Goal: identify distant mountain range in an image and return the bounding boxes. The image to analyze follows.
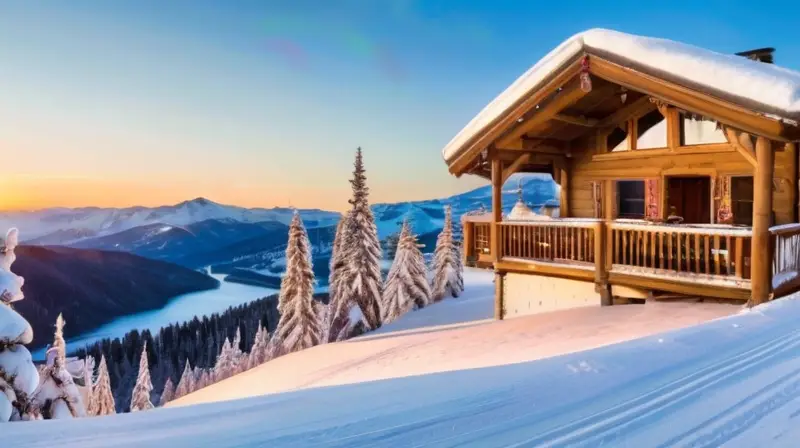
[5,174,556,274]
[4,198,340,243]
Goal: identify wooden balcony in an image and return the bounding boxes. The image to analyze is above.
[461,216,789,302]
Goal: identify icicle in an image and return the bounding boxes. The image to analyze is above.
[580,55,592,93]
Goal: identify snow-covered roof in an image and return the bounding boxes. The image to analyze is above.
[442,28,800,162]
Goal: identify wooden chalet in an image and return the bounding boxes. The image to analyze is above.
[446,29,800,319]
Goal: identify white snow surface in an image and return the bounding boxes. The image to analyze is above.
[11,270,800,446]
[442,28,800,161]
[0,302,33,345]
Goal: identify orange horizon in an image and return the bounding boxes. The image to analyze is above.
[0,175,486,213]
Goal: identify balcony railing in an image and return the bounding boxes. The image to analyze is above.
[608,221,752,286]
[498,219,600,266]
[771,223,800,297]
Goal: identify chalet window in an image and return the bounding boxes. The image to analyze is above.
[617,180,645,219]
[636,109,667,149]
[731,176,754,226]
[680,112,726,145]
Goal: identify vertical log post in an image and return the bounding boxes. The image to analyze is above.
[554,161,569,218]
[751,136,774,306]
[494,271,505,320]
[787,142,798,223]
[593,220,612,306]
[491,158,505,319]
[462,219,474,267]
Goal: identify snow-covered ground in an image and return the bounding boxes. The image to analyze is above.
[9,269,800,447]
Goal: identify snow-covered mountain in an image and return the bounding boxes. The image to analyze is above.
[12,174,556,270]
[372,173,557,239]
[2,198,341,242]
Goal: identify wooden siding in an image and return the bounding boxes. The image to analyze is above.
[567,134,796,225]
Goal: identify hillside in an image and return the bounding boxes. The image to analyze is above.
[10,245,220,348]
[70,219,289,267]
[7,278,797,446]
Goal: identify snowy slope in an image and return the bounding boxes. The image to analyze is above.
[7,292,800,446]
[2,198,340,241]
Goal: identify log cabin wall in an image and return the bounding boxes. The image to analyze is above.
[566,134,797,225]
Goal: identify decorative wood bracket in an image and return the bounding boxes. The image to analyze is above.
[723,126,758,168]
[502,153,531,184]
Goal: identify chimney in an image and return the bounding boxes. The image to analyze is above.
[735,47,775,64]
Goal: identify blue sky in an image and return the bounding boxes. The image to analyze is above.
[1,0,798,210]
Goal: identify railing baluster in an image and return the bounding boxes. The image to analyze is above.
[694,234,700,274]
[714,235,721,276]
[704,235,711,274]
[726,235,732,276]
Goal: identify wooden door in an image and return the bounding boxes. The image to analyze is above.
[667,177,711,224]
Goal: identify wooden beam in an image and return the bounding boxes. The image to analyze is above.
[751,136,774,306]
[723,126,758,168]
[788,142,799,222]
[598,94,655,128]
[553,114,599,127]
[556,160,570,217]
[490,158,503,263]
[496,78,590,149]
[494,272,505,320]
[447,58,584,176]
[589,56,790,142]
[666,106,681,149]
[627,118,638,152]
[502,153,531,184]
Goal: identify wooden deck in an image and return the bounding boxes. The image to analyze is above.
[463,217,800,302]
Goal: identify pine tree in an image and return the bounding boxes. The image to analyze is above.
[431,205,464,301]
[340,147,384,329]
[89,355,116,416]
[325,213,353,342]
[247,323,266,369]
[34,314,88,419]
[0,228,41,422]
[159,377,175,407]
[213,338,233,381]
[382,220,431,323]
[129,342,154,412]
[174,360,195,399]
[274,211,321,353]
[383,231,401,260]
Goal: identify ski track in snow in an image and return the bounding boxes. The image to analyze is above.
[8,279,800,446]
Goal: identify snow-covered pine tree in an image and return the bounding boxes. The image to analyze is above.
[431,205,464,301]
[274,211,321,353]
[34,314,87,419]
[0,228,41,422]
[325,213,353,343]
[382,220,431,323]
[213,337,233,381]
[129,342,154,412]
[89,355,116,416]
[174,360,194,399]
[247,323,266,369]
[231,327,244,372]
[198,369,212,390]
[159,377,175,407]
[340,147,383,329]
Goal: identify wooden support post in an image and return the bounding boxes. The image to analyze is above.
[462,220,474,266]
[593,220,612,306]
[603,179,616,271]
[490,158,503,263]
[556,162,569,218]
[494,271,505,320]
[787,142,798,223]
[751,136,774,306]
